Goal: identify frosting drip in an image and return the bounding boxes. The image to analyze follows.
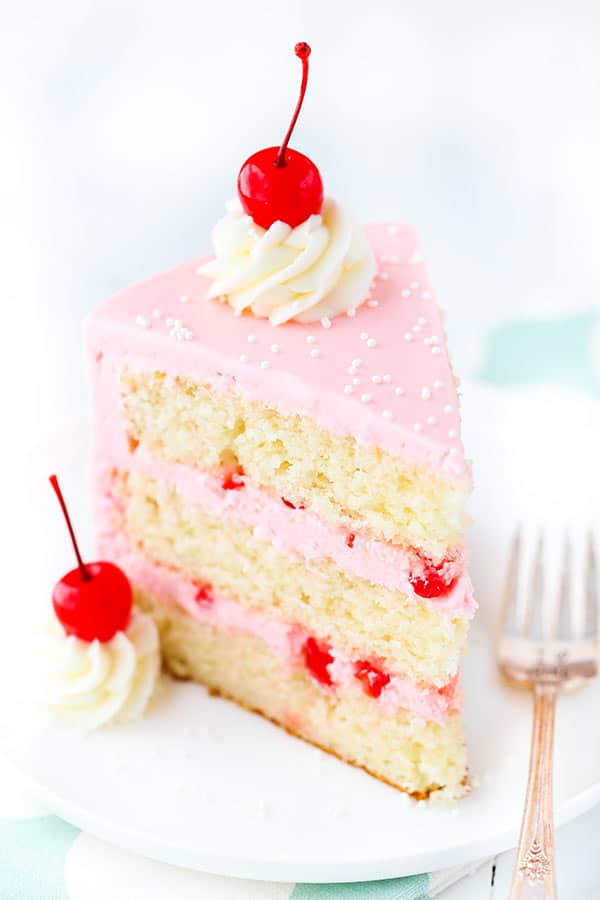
[43,611,160,729]
[199,198,376,324]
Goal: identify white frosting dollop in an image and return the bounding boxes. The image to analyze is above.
[43,611,160,730]
[199,197,377,325]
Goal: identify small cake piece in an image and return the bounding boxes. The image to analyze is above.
[86,43,475,797]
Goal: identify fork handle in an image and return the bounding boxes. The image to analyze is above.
[509,683,558,899]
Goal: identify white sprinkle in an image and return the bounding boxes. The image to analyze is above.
[321,317,332,329]
[418,316,427,326]
[412,324,422,333]
[431,346,441,355]
[360,393,372,404]
[401,289,411,298]
[310,348,320,358]
[352,377,361,385]
[239,354,248,364]
[410,280,419,290]
[429,335,439,344]
[450,447,459,457]
[409,250,423,264]
[151,308,161,318]
[421,290,431,300]
[444,404,453,414]
[433,379,443,389]
[413,423,423,432]
[247,334,257,344]
[427,416,437,425]
[135,315,148,328]
[387,224,399,235]
[352,358,362,367]
[388,254,400,264]
[383,374,392,383]
[260,360,270,370]
[421,387,431,400]
[180,294,189,303]
[270,344,280,354]
[448,428,458,438]
[347,307,357,317]
[404,333,414,342]
[343,385,353,394]
[367,299,379,308]
[173,319,182,329]
[395,386,405,396]
[165,317,174,326]
[382,409,394,420]
[306,335,316,344]
[379,271,389,280]
[371,375,382,384]
[366,338,377,348]
[360,332,369,341]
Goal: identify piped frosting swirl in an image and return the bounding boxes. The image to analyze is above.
[199,198,376,325]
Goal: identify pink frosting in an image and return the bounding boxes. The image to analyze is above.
[97,527,462,725]
[86,223,470,482]
[94,446,475,619]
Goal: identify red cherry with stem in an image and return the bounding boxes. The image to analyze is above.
[237,42,323,230]
[49,475,132,642]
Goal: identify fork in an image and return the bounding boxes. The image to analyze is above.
[497,529,598,899]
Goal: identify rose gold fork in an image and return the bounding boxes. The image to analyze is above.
[497,529,598,899]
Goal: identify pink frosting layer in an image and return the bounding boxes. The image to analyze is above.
[86,223,470,483]
[98,446,474,619]
[98,528,462,725]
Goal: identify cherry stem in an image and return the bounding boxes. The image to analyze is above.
[275,42,311,168]
[49,474,91,581]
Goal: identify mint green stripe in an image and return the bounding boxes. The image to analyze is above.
[291,873,429,899]
[0,815,79,900]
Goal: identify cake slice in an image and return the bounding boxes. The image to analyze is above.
[86,219,474,799]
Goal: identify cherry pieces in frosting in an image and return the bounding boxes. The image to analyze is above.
[410,560,456,599]
[302,636,334,686]
[194,583,215,607]
[49,475,132,642]
[354,660,390,698]
[237,42,323,230]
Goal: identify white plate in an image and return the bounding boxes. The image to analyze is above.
[1,383,599,883]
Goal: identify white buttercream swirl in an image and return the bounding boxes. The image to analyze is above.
[43,612,160,730]
[199,197,377,325]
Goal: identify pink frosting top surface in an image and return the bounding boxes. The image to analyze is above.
[87,223,469,481]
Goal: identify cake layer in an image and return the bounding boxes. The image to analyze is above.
[121,369,467,557]
[136,587,467,798]
[101,469,469,685]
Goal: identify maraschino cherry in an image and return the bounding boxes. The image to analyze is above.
[237,42,323,230]
[49,475,132,642]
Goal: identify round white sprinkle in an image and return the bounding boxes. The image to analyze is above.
[383,374,392,383]
[166,317,174,326]
[382,409,394,420]
[360,332,369,341]
[379,271,389,280]
[366,338,377,348]
[433,379,443,389]
[444,404,453,414]
[247,334,257,344]
[448,428,458,438]
[395,386,405,396]
[239,354,248,364]
[413,423,423,432]
[404,333,414,342]
[347,308,357,317]
[410,281,419,290]
[412,324,422,333]
[270,344,280,353]
[418,316,427,326]
[450,447,459,457]
[352,358,362,367]
[180,294,189,303]
[360,393,372,404]
[387,224,399,235]
[306,335,316,344]
[422,290,431,300]
[401,289,411,298]
[260,360,270,370]
[173,319,182,329]
[352,377,362,386]
[135,315,148,328]
[321,317,332,329]
[310,348,320,358]
[371,375,382,384]
[427,415,437,425]
[343,385,353,394]
[429,335,439,344]
[421,387,431,400]
[431,346,441,355]
[367,299,379,308]
[151,308,161,318]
